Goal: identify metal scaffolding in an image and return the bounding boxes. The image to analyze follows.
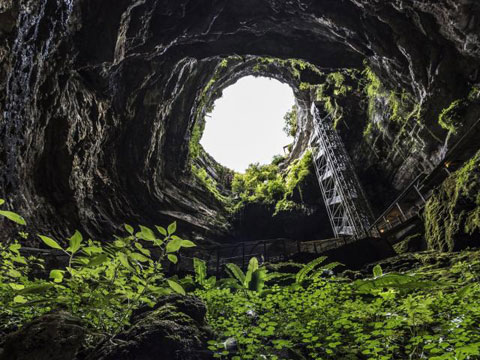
[310,105,374,238]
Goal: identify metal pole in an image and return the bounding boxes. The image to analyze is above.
[414,185,427,203]
[396,203,407,221]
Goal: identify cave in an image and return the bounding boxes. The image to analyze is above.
[1,0,480,359]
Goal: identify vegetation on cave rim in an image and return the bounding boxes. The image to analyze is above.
[425,149,480,252]
[283,104,298,138]
[230,150,313,215]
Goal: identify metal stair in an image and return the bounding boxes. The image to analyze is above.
[310,104,375,239]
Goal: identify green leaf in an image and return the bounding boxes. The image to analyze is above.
[88,253,108,267]
[0,210,26,225]
[8,269,22,278]
[373,264,383,278]
[118,253,133,271]
[167,279,185,295]
[137,225,156,241]
[67,230,83,254]
[168,254,178,264]
[0,199,4,205]
[155,226,167,236]
[13,295,27,304]
[134,242,151,256]
[194,258,207,285]
[296,256,327,284]
[181,240,196,248]
[245,257,259,287]
[124,224,134,235]
[248,268,267,293]
[353,273,438,293]
[9,283,25,291]
[130,252,150,263]
[225,263,246,286]
[39,235,63,250]
[20,284,55,294]
[168,222,177,235]
[166,238,182,253]
[49,270,64,283]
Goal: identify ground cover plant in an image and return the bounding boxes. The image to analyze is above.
[1,200,480,359]
[197,254,480,360]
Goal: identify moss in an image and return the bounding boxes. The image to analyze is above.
[231,150,313,215]
[438,99,468,134]
[393,233,423,254]
[191,164,230,205]
[424,150,480,251]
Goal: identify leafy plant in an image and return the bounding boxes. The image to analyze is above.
[0,200,196,338]
[296,256,343,284]
[225,257,267,293]
[197,250,480,360]
[0,199,26,225]
[193,257,217,290]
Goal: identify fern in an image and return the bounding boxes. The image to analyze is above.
[225,263,245,285]
[296,256,328,284]
[194,258,207,286]
[244,257,259,287]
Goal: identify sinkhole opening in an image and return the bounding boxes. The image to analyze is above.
[200,76,296,173]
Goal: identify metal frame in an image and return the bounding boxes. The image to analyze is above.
[310,105,374,239]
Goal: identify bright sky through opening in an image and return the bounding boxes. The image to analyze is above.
[200,76,295,173]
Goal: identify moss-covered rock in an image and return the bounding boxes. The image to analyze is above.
[425,150,480,251]
[0,311,85,360]
[393,233,425,254]
[89,295,212,360]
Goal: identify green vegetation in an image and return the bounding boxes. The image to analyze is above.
[425,150,480,251]
[252,57,323,80]
[438,99,468,134]
[315,71,357,129]
[0,201,194,339]
[192,164,231,205]
[198,252,480,359]
[361,65,422,142]
[2,201,480,359]
[283,105,298,138]
[231,150,313,214]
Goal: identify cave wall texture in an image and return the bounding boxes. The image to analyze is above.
[0,0,479,246]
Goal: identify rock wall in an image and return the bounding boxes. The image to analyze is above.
[0,0,479,243]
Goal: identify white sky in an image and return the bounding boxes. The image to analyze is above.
[200,76,295,173]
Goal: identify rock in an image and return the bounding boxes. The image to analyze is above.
[88,295,212,360]
[425,149,480,251]
[0,311,86,360]
[0,0,479,244]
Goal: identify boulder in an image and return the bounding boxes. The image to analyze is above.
[88,295,212,360]
[0,311,85,360]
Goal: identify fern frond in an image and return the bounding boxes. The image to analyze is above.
[296,256,327,284]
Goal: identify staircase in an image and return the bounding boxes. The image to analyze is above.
[309,104,375,239]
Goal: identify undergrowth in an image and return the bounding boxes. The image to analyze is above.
[197,253,480,360]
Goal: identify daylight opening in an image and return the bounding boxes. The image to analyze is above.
[200,76,295,173]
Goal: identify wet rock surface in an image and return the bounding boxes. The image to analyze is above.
[0,0,478,243]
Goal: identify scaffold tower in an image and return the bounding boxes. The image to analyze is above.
[310,104,374,238]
